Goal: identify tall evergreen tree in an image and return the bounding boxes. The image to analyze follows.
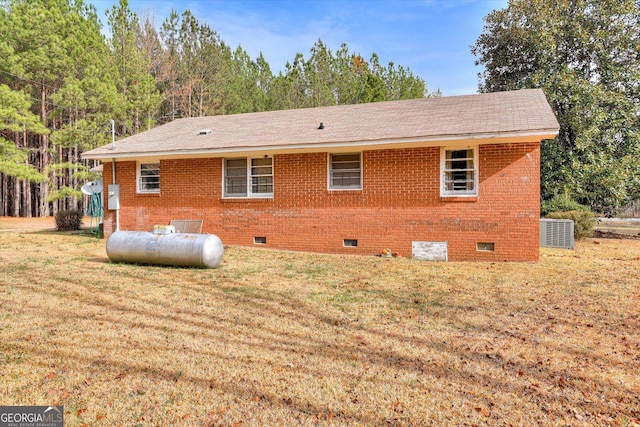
[175,10,232,117]
[107,0,162,134]
[333,44,367,105]
[159,9,181,121]
[0,85,47,179]
[472,0,640,214]
[304,39,336,107]
[0,2,437,217]
[227,47,271,113]
[1,0,122,215]
[267,40,433,110]
[48,2,123,208]
[0,84,47,215]
[1,0,67,215]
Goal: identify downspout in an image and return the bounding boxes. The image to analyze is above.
[112,158,119,232]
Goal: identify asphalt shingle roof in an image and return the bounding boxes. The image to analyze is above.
[82,89,559,160]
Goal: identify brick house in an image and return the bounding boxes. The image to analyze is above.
[82,89,558,261]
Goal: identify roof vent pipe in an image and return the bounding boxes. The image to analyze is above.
[318,122,324,129]
[110,119,115,149]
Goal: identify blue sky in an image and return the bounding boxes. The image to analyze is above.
[91,0,508,96]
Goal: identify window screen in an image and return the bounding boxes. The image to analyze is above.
[330,153,361,189]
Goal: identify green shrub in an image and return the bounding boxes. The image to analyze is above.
[541,192,590,216]
[55,209,83,231]
[545,210,596,239]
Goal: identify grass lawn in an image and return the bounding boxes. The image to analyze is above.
[0,229,638,426]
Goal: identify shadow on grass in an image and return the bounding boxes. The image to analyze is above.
[2,242,639,424]
[29,228,103,238]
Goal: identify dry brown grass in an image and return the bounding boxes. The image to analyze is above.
[0,226,639,426]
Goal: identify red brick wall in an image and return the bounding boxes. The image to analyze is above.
[101,142,540,261]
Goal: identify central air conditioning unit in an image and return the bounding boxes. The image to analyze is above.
[540,219,574,249]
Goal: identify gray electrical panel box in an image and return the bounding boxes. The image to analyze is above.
[107,184,120,210]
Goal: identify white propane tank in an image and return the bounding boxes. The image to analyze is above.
[106,231,224,268]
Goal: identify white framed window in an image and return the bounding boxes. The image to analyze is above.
[441,147,477,196]
[137,162,160,193]
[329,153,362,190]
[223,157,273,198]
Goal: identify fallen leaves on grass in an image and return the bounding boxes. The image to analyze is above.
[0,232,639,425]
